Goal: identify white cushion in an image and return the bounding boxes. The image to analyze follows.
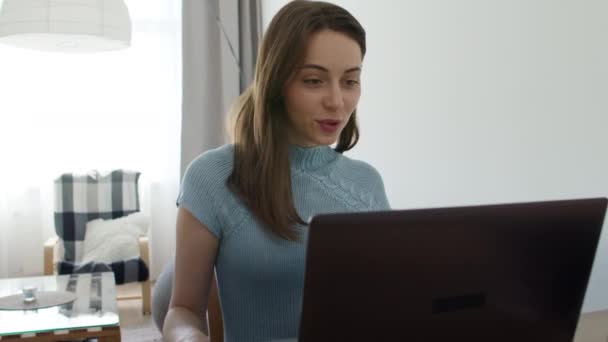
[109,211,150,235]
[81,217,142,264]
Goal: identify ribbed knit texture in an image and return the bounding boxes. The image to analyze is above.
[177,144,390,342]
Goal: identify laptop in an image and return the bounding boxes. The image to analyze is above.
[297,197,607,342]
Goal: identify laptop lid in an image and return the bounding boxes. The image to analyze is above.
[299,198,607,342]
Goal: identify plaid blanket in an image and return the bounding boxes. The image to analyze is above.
[54,170,149,284]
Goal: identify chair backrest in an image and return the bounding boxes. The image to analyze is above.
[53,170,141,264]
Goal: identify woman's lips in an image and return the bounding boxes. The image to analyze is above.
[316,120,341,133]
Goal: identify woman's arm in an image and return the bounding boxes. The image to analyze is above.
[163,207,219,342]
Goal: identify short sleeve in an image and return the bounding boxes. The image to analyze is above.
[176,146,233,239]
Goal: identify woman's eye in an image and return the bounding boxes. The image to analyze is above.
[345,79,360,86]
[303,79,322,85]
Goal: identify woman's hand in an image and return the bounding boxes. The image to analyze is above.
[175,330,210,342]
[163,306,210,342]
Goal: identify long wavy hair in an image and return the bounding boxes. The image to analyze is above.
[227,1,366,240]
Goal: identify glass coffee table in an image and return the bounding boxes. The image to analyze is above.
[0,272,120,341]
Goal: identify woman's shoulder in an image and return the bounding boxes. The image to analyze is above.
[189,144,234,167]
[183,144,235,181]
[334,153,383,182]
[333,153,390,209]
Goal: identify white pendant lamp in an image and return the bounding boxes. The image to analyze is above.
[0,0,132,53]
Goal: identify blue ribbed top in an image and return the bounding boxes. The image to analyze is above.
[177,144,390,342]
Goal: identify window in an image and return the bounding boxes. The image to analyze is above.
[0,0,181,277]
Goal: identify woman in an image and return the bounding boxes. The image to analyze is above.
[156,1,390,341]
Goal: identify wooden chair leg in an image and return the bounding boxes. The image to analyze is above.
[43,236,58,275]
[138,236,152,315]
[142,279,151,315]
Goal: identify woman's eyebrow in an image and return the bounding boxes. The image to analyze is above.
[300,64,362,73]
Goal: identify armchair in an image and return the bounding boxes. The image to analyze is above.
[43,170,151,314]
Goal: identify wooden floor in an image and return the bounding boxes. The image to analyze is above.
[117,283,162,342]
[575,310,608,342]
[117,283,608,342]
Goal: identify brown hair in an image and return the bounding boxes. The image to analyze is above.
[227,1,366,240]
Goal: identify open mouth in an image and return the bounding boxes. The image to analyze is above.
[317,120,341,133]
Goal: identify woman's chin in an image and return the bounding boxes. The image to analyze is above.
[316,136,339,146]
[294,133,340,147]
[316,131,342,145]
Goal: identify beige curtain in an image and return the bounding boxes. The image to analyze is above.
[180,0,262,178]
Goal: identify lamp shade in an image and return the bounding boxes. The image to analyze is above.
[0,0,131,52]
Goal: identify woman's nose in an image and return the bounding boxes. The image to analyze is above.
[323,84,344,111]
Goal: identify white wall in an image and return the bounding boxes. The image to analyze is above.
[263,0,608,313]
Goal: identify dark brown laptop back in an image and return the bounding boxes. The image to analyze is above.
[299,198,607,342]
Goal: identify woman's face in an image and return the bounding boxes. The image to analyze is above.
[283,29,362,147]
